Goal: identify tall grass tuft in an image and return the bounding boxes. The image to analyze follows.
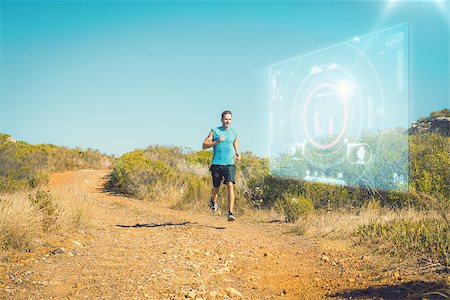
[0,191,89,251]
[0,193,42,251]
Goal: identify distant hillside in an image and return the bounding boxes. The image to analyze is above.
[409,108,450,136]
[0,133,114,192]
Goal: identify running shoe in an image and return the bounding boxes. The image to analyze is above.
[209,197,218,212]
[227,211,235,221]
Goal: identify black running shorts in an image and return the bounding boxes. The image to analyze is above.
[209,164,236,187]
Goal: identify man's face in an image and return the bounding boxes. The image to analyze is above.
[221,114,232,129]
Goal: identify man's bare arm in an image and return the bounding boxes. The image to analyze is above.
[202,131,224,149]
[233,137,241,160]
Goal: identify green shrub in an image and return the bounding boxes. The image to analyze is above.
[410,133,449,209]
[108,150,173,199]
[257,175,368,210]
[180,175,211,209]
[357,218,449,266]
[186,150,213,166]
[275,193,314,222]
[28,191,58,231]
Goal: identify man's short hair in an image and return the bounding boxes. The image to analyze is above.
[221,110,232,119]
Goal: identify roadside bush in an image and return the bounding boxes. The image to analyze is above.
[179,175,211,210]
[357,218,449,266]
[409,133,449,215]
[276,193,314,222]
[28,190,58,231]
[186,150,213,167]
[108,150,174,199]
[143,145,187,167]
[0,133,113,193]
[257,175,367,211]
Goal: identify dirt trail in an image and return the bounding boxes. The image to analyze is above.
[0,170,405,299]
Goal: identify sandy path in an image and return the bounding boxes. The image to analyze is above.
[1,170,359,299]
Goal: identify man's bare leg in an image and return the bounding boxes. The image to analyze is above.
[211,187,219,202]
[210,187,219,211]
[227,182,234,213]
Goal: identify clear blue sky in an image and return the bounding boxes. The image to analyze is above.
[1,0,448,157]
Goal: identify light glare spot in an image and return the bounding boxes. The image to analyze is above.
[336,79,355,98]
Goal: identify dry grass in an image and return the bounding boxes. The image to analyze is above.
[0,193,42,250]
[175,160,209,178]
[290,200,441,239]
[290,201,449,267]
[52,191,91,232]
[150,180,186,207]
[0,190,90,251]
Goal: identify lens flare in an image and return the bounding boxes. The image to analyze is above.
[336,79,355,99]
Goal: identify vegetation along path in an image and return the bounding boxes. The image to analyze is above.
[1,170,447,299]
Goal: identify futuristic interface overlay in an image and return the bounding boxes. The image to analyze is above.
[270,24,409,191]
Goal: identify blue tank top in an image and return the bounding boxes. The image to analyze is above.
[211,127,237,165]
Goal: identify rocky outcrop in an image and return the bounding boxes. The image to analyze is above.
[6,136,17,143]
[409,117,450,137]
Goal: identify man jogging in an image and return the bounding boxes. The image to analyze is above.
[202,110,240,221]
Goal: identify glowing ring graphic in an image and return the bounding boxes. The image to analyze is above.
[302,83,349,149]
